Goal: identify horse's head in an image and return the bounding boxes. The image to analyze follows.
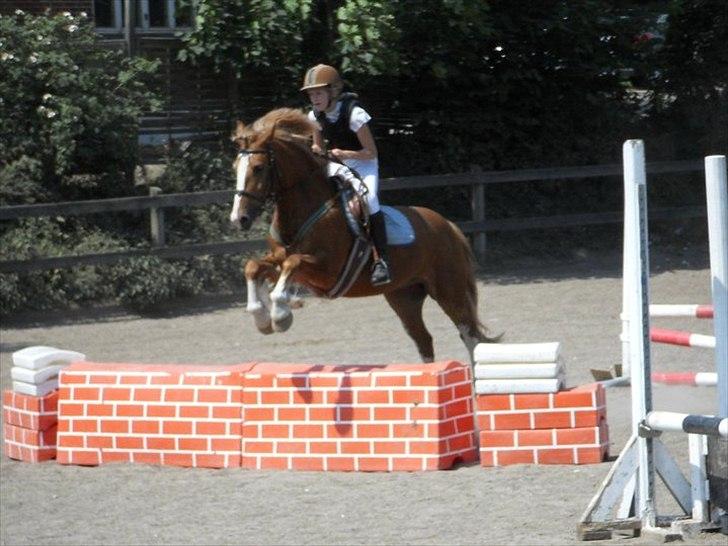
[229,109,317,230]
[229,124,276,230]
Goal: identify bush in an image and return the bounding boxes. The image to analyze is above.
[0,10,161,200]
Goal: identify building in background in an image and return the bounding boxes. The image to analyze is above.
[2,1,237,150]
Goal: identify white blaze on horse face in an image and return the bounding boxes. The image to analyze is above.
[229,153,251,224]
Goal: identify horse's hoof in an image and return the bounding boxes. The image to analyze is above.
[248,303,273,334]
[272,310,293,332]
[257,323,274,335]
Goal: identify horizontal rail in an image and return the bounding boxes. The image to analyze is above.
[383,159,702,190]
[644,411,728,438]
[0,160,703,221]
[650,328,716,349]
[651,372,717,386]
[0,240,268,274]
[0,190,234,220]
[649,304,714,318]
[0,205,708,273]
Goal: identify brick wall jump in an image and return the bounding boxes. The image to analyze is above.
[241,361,477,471]
[3,390,59,462]
[52,360,477,471]
[476,383,608,466]
[56,363,249,468]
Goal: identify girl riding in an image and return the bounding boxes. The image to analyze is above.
[300,64,391,287]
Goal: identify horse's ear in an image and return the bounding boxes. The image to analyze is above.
[231,120,247,148]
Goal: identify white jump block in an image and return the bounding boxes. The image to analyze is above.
[474,342,561,364]
[12,378,59,397]
[11,364,65,385]
[474,361,563,380]
[12,346,85,370]
[475,376,564,394]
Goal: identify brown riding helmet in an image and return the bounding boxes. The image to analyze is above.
[300,64,343,97]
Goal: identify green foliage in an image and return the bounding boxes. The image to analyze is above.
[0,214,246,315]
[178,0,314,100]
[2,2,723,316]
[646,0,728,157]
[335,1,399,75]
[112,257,194,311]
[0,156,46,205]
[0,10,161,199]
[0,218,126,314]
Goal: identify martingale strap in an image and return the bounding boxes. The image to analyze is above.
[325,178,372,298]
[268,178,372,299]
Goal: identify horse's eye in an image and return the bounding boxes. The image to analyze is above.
[252,164,264,173]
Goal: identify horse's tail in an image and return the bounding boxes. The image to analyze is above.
[448,220,503,344]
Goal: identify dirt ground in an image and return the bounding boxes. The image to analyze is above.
[0,240,725,546]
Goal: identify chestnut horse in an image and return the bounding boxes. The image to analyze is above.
[229,108,498,363]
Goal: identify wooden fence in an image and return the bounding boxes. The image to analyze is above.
[0,159,705,273]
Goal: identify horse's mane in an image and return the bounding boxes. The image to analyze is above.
[232,108,315,148]
[231,107,326,178]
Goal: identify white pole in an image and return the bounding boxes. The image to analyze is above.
[688,434,709,522]
[645,411,728,437]
[649,304,713,318]
[705,155,728,418]
[624,140,656,526]
[621,140,646,381]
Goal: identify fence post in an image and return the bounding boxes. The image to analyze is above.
[149,186,165,247]
[470,165,486,264]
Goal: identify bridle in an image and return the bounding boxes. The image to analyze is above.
[235,146,278,205]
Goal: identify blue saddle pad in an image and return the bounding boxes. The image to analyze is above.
[382,206,415,246]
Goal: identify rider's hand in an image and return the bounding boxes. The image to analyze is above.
[330,148,346,160]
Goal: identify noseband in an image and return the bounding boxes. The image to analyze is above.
[236,147,278,205]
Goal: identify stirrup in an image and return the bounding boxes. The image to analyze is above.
[370,259,391,286]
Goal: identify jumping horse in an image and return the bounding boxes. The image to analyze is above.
[229,107,499,363]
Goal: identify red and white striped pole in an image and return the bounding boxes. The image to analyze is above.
[650,328,716,349]
[649,304,713,319]
[651,371,717,386]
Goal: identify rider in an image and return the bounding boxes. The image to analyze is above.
[300,64,391,287]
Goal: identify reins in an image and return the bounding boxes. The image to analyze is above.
[237,143,344,250]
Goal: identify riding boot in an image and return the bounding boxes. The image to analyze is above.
[369,211,392,286]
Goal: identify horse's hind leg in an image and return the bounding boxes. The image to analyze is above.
[428,274,491,365]
[384,284,434,363]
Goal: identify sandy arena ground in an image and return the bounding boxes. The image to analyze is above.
[0,242,725,545]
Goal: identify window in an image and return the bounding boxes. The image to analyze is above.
[93,0,195,32]
[94,0,123,31]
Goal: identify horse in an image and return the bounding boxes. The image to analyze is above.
[229,107,499,363]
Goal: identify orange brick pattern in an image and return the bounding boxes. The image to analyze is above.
[241,361,477,471]
[55,363,251,468]
[477,384,609,466]
[3,390,60,463]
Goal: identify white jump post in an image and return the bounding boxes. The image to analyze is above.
[618,140,645,384]
[705,155,728,418]
[579,144,728,540]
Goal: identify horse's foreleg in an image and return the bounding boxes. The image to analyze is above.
[269,254,314,333]
[244,258,278,335]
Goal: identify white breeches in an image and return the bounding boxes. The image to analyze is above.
[327,159,381,214]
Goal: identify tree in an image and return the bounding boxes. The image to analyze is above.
[647,0,728,157]
[0,10,161,203]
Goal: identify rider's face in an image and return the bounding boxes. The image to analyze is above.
[307,88,332,112]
